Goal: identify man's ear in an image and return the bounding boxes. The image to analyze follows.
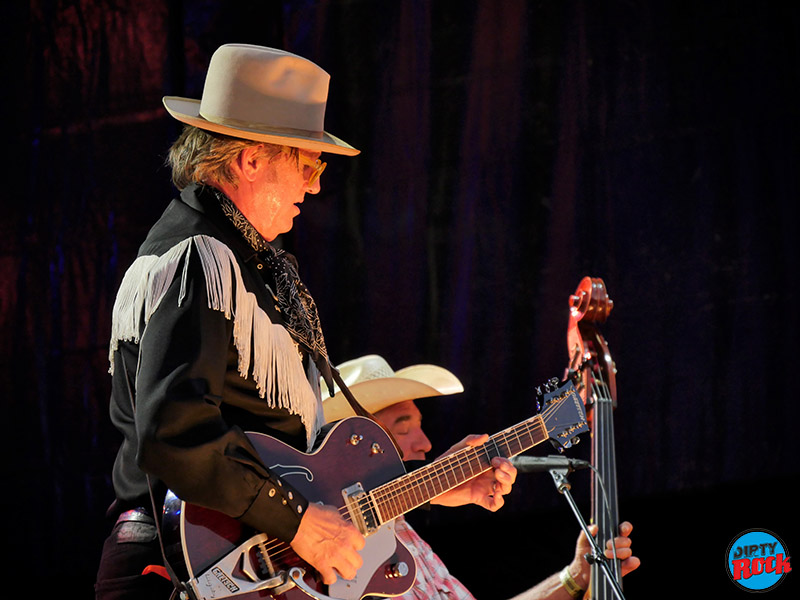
[237,145,263,183]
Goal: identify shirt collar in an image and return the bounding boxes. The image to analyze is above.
[180,183,265,261]
[210,187,273,253]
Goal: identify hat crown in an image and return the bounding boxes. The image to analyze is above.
[199,44,329,135]
[162,44,358,154]
[338,355,396,389]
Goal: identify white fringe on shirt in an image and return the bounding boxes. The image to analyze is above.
[108,235,324,449]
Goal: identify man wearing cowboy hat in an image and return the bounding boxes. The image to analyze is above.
[323,355,640,600]
[95,45,516,600]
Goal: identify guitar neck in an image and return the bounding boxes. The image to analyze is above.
[370,414,548,523]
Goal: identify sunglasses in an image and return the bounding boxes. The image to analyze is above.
[298,154,327,186]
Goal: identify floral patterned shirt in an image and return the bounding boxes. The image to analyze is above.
[393,516,476,600]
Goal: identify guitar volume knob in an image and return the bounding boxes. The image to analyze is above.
[385,561,409,579]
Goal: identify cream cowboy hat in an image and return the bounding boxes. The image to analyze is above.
[163,44,359,155]
[322,354,464,423]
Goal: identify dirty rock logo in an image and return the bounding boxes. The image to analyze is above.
[726,529,791,592]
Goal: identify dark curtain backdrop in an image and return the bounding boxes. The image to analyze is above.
[4,1,798,598]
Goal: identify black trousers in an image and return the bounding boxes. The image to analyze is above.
[95,516,176,600]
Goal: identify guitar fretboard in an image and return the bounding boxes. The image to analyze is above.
[369,414,548,522]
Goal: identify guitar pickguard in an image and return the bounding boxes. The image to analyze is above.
[330,521,401,600]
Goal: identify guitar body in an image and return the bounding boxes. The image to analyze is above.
[162,417,416,600]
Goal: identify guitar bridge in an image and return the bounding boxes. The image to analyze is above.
[342,482,381,535]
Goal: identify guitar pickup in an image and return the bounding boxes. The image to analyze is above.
[342,482,381,535]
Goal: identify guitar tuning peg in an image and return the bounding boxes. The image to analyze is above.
[571,436,581,446]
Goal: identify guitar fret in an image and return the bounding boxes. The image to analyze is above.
[443,456,459,489]
[456,452,468,482]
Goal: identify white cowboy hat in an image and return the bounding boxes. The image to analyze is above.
[163,44,359,156]
[322,354,464,423]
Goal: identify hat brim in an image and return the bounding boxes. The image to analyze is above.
[322,365,464,423]
[163,96,360,156]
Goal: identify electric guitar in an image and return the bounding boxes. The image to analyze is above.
[162,380,588,600]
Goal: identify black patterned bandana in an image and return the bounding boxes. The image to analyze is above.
[213,188,329,367]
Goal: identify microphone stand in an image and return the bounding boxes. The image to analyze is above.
[548,468,626,600]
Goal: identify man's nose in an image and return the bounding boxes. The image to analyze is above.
[412,431,432,454]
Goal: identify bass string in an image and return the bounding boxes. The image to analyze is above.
[590,371,618,523]
[588,359,622,585]
[590,367,617,520]
[591,376,615,499]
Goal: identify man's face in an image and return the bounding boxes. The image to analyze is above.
[251,149,322,241]
[375,400,432,461]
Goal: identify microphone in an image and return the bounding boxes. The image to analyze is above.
[511,455,591,473]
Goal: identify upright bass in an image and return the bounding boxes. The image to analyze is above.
[566,277,622,599]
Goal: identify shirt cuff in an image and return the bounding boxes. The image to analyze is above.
[239,475,309,543]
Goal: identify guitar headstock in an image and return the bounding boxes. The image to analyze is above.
[539,380,589,450]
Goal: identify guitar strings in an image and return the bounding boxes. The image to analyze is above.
[370,413,548,514]
[367,393,571,520]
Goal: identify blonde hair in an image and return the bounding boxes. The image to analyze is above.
[166,126,299,190]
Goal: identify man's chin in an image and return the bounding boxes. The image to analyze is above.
[270,214,300,239]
